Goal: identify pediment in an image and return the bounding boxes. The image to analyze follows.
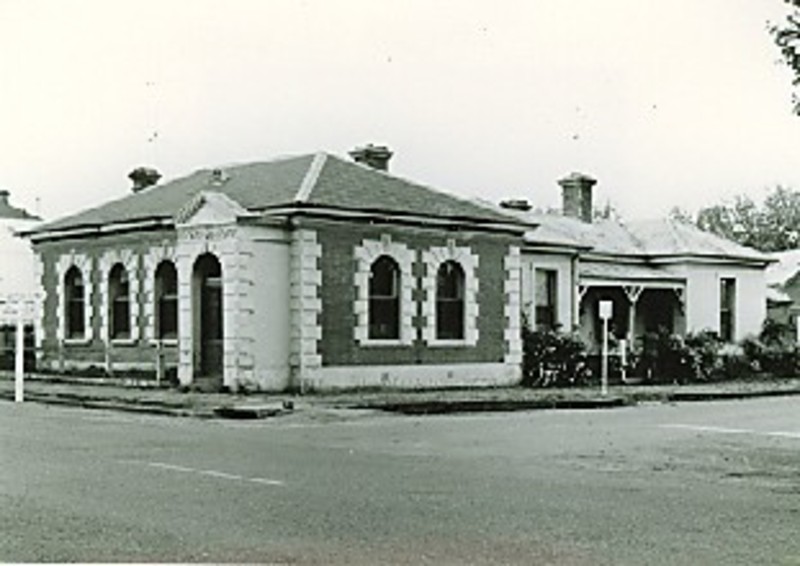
[174,191,250,226]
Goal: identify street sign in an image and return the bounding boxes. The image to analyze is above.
[599,300,613,320]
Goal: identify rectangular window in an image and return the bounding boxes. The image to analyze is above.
[720,277,736,342]
[534,269,558,330]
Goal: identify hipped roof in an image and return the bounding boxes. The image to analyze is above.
[30,153,526,238]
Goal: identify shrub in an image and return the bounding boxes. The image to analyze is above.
[638,328,724,383]
[741,319,799,377]
[521,326,590,388]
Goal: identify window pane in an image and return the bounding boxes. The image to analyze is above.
[156,261,178,339]
[534,269,557,329]
[65,268,85,338]
[368,256,400,339]
[436,261,465,339]
[109,265,130,339]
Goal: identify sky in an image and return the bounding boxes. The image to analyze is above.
[2,0,800,223]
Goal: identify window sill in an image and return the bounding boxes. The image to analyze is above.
[427,339,475,348]
[150,338,179,347]
[358,338,410,347]
[63,337,92,346]
[110,338,137,347]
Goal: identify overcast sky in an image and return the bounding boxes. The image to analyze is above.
[2,0,800,222]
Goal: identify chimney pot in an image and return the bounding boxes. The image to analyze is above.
[128,167,161,193]
[349,144,393,171]
[558,172,596,223]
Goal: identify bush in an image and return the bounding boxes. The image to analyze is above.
[521,326,590,388]
[741,319,799,377]
[637,329,724,383]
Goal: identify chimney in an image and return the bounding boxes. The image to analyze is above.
[558,172,596,223]
[0,190,8,206]
[128,167,162,193]
[349,144,393,171]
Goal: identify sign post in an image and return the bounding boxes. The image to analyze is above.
[598,300,613,397]
[15,306,24,403]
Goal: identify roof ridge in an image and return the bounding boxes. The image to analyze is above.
[294,152,327,203]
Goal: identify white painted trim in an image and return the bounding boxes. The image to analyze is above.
[353,235,415,346]
[421,243,479,346]
[289,229,323,384]
[55,251,93,343]
[98,249,140,343]
[143,243,178,342]
[504,246,522,365]
[294,153,327,203]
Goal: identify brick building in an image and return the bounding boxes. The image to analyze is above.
[26,147,529,391]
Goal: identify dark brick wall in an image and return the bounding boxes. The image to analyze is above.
[313,219,514,367]
[36,229,179,373]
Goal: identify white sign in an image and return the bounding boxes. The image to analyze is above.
[599,300,613,320]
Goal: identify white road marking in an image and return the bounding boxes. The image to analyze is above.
[148,462,196,473]
[199,469,243,481]
[661,424,800,439]
[139,461,284,486]
[249,477,285,486]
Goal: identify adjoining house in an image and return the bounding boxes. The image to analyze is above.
[25,146,531,391]
[23,147,774,391]
[0,190,42,368]
[501,173,774,354]
[765,250,800,341]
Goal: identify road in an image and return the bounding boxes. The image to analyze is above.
[1,397,799,564]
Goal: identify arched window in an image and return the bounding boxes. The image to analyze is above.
[155,260,178,340]
[65,266,85,339]
[369,255,400,340]
[436,260,465,340]
[108,264,130,339]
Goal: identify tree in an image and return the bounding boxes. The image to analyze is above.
[668,206,694,224]
[695,186,800,252]
[771,0,800,113]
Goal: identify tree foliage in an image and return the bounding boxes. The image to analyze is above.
[694,186,800,252]
[771,0,800,113]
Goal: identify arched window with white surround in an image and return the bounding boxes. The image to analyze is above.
[368,255,400,340]
[155,260,178,340]
[436,260,465,340]
[64,266,85,339]
[108,263,130,339]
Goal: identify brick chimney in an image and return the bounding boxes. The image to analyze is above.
[349,144,393,171]
[128,167,161,193]
[558,172,596,223]
[0,190,9,206]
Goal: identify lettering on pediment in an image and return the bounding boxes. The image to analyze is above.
[179,226,238,242]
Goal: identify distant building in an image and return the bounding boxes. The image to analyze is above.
[24,148,774,391]
[0,190,41,368]
[500,174,774,353]
[765,250,800,341]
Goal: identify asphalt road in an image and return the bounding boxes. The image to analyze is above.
[1,397,799,565]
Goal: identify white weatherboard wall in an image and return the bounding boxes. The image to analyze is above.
[247,225,292,390]
[519,251,574,330]
[676,263,766,340]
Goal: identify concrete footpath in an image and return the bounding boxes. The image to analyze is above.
[1,372,800,419]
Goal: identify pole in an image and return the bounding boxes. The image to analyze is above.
[15,308,24,403]
[601,317,608,397]
[620,338,627,384]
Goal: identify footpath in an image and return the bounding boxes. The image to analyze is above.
[1,372,800,419]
